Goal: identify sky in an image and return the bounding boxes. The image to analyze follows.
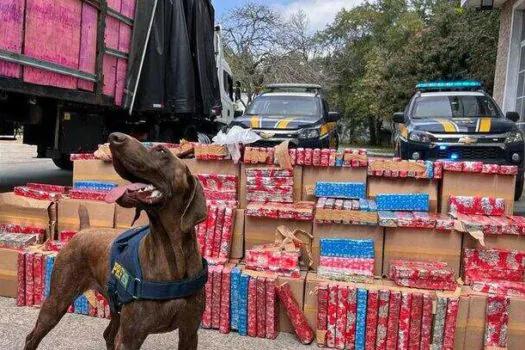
[212,0,364,32]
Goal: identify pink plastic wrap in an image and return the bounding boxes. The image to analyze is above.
[472,279,525,298]
[212,207,225,258]
[326,284,338,348]
[247,276,257,337]
[201,268,213,328]
[32,253,43,306]
[420,294,433,349]
[16,251,25,306]
[408,293,423,350]
[385,291,401,349]
[317,283,329,347]
[335,286,348,349]
[375,290,390,350]
[219,267,231,334]
[266,277,279,340]
[365,290,378,350]
[256,277,266,338]
[449,195,505,216]
[345,287,357,349]
[499,165,518,175]
[397,293,412,350]
[443,298,459,350]
[484,295,510,348]
[25,253,34,306]
[204,205,218,258]
[211,266,222,329]
[276,283,314,345]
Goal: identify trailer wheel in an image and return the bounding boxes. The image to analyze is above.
[52,154,73,170]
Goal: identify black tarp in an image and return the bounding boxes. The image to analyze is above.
[124,0,219,115]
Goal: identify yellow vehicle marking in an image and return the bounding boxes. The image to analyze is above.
[479,118,491,132]
[436,118,457,133]
[400,125,408,139]
[250,116,261,128]
[320,122,336,136]
[275,117,296,129]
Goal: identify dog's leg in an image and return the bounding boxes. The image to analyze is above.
[104,314,121,350]
[114,307,147,350]
[177,316,200,350]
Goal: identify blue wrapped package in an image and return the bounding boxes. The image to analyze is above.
[315,182,366,199]
[230,267,241,330]
[74,181,118,192]
[359,199,369,212]
[368,200,377,212]
[375,193,429,211]
[320,239,375,259]
[355,288,368,350]
[238,274,250,336]
[74,295,89,315]
[44,255,55,300]
[425,161,434,178]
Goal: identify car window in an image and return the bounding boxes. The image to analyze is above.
[412,95,501,118]
[245,96,320,116]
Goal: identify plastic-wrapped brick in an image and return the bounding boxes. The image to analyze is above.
[471,280,525,298]
[219,206,235,259]
[266,277,279,340]
[276,283,314,345]
[499,165,518,175]
[33,253,43,306]
[364,290,378,350]
[25,253,34,306]
[212,266,223,329]
[212,207,226,258]
[197,220,208,256]
[230,268,241,330]
[317,283,329,347]
[449,196,505,216]
[431,297,447,349]
[297,148,305,165]
[238,274,250,336]
[326,284,338,347]
[219,267,232,334]
[482,163,500,174]
[420,294,433,349]
[313,148,321,166]
[433,161,443,179]
[16,251,26,306]
[484,295,510,348]
[385,291,401,349]
[321,149,330,167]
[256,277,267,338]
[375,290,390,350]
[315,182,366,199]
[204,205,218,258]
[408,293,423,350]
[396,292,412,350]
[443,298,459,350]
[462,161,483,173]
[247,276,258,337]
[345,287,357,349]
[355,289,368,350]
[335,286,348,349]
[44,255,55,300]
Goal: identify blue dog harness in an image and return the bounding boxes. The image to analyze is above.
[107,225,208,314]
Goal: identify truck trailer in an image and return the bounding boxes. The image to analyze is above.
[0,0,232,168]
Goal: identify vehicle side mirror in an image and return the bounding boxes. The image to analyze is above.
[327,112,340,123]
[506,111,520,123]
[393,112,405,124]
[234,110,243,118]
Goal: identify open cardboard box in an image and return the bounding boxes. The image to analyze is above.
[312,223,384,276]
[368,177,439,213]
[440,172,515,215]
[301,167,367,202]
[57,199,115,232]
[0,248,20,297]
[0,192,56,240]
[383,227,462,278]
[239,164,302,209]
[244,216,312,251]
[73,160,126,185]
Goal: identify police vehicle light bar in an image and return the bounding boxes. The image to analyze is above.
[416,81,482,91]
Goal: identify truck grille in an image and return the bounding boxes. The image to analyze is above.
[434,146,504,161]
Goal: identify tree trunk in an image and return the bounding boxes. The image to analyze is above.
[368,115,377,145]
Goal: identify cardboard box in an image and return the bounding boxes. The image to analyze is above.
[453,293,471,350]
[230,209,245,259]
[58,199,115,232]
[114,206,149,229]
[73,160,125,184]
[301,167,367,202]
[383,228,462,278]
[463,232,525,253]
[0,248,19,297]
[183,159,240,177]
[244,216,312,251]
[440,172,515,215]
[368,177,439,213]
[240,164,302,209]
[0,192,55,240]
[463,288,525,350]
[312,223,384,276]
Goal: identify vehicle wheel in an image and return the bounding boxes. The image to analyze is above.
[515,175,524,201]
[52,154,73,171]
[328,133,339,149]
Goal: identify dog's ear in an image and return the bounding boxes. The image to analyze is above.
[180,174,207,232]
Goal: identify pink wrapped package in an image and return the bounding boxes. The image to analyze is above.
[385,291,401,349]
[449,196,505,216]
[288,149,296,165]
[296,148,305,165]
[462,161,483,173]
[443,161,464,172]
[434,214,454,231]
[482,164,500,174]
[33,253,43,306]
[443,298,459,350]
[509,215,525,235]
[219,207,235,258]
[499,165,518,175]
[276,283,314,345]
[397,293,412,350]
[472,280,525,298]
[304,148,313,166]
[201,268,213,328]
[375,290,390,350]
[490,216,520,235]
[484,295,510,348]
[211,266,223,329]
[219,267,231,334]
[313,148,321,167]
[256,277,266,338]
[365,290,378,350]
[25,253,34,306]
[320,149,330,167]
[463,248,525,284]
[433,161,443,179]
[14,186,61,201]
[17,251,26,306]
[345,287,357,348]
[420,294,433,349]
[266,277,279,339]
[212,207,226,257]
[408,293,423,350]
[326,284,338,348]
[335,286,348,349]
[204,205,218,258]
[317,283,329,347]
[247,276,257,337]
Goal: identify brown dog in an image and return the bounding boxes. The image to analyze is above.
[24,132,208,350]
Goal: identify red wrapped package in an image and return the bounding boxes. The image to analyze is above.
[33,253,44,307]
[329,149,337,167]
[211,266,223,329]
[443,298,459,350]
[326,284,338,347]
[313,148,321,167]
[397,292,412,350]
[317,283,329,347]
[296,148,305,165]
[393,278,457,291]
[509,215,525,235]
[499,165,518,175]
[276,283,314,345]
[462,161,483,173]
[443,161,464,172]
[288,148,296,166]
[463,248,525,284]
[70,153,97,161]
[219,268,232,334]
[212,207,226,258]
[197,174,238,191]
[204,205,218,258]
[472,280,525,298]
[365,290,378,350]
[17,251,26,306]
[256,277,267,338]
[59,230,77,243]
[219,207,235,259]
[345,287,357,349]
[420,294,433,349]
[320,149,330,167]
[14,186,61,201]
[248,276,257,337]
[433,161,443,179]
[449,195,505,216]
[408,293,423,350]
[375,290,390,350]
[266,277,279,339]
[305,148,313,166]
[490,216,520,235]
[482,163,500,174]
[484,295,510,348]
[25,253,34,306]
[68,189,107,201]
[27,183,69,193]
[196,221,207,256]
[201,268,213,328]
[335,286,348,349]
[385,291,401,349]
[389,259,454,281]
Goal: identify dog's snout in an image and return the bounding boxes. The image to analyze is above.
[109,132,128,145]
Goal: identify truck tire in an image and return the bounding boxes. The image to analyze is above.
[515,175,524,201]
[52,154,73,171]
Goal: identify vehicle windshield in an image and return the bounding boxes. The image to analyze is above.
[245,96,320,116]
[411,95,501,119]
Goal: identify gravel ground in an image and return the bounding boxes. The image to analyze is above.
[0,297,311,350]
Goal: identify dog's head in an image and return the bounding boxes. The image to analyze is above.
[105,132,207,232]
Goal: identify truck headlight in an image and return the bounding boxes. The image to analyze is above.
[299,127,320,139]
[506,131,523,144]
[408,131,434,143]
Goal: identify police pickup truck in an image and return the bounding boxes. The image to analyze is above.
[392,80,524,199]
[229,84,340,149]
